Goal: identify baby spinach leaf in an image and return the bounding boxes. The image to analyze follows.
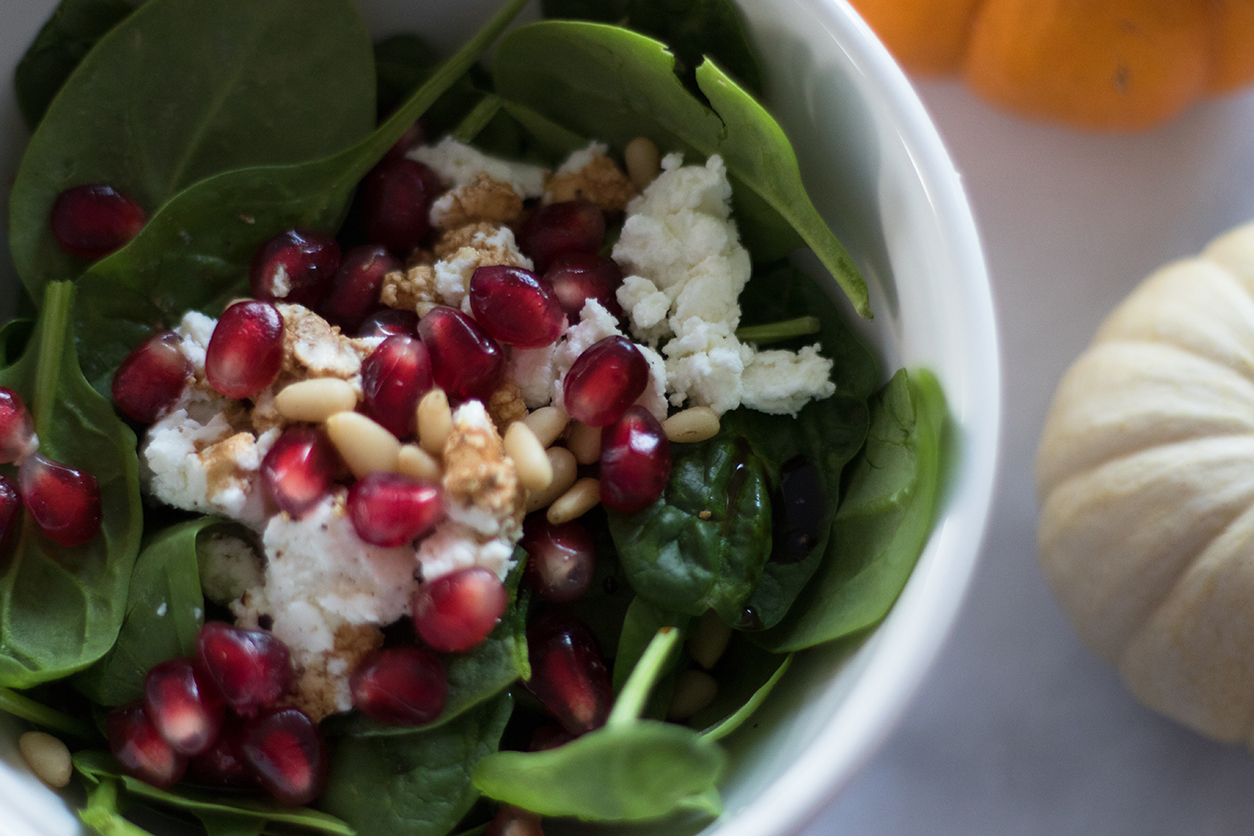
[472,720,724,821]
[79,778,154,836]
[607,625,683,725]
[0,282,142,688]
[320,692,513,836]
[10,0,377,300]
[74,517,220,706]
[0,685,98,740]
[689,634,790,740]
[611,597,688,694]
[374,33,442,119]
[756,369,950,652]
[70,0,531,395]
[491,21,869,316]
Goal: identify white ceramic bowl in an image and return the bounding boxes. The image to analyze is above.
[0,1,999,834]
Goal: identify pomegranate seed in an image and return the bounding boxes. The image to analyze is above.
[525,611,612,736]
[347,472,442,547]
[361,335,433,437]
[111,330,189,423]
[50,184,146,260]
[486,806,545,836]
[519,200,605,273]
[0,475,20,565]
[528,724,574,751]
[249,229,341,306]
[19,453,101,547]
[319,245,401,330]
[260,427,337,519]
[359,157,441,255]
[187,718,254,788]
[521,515,596,603]
[468,265,565,349]
[357,308,418,339]
[412,567,508,652]
[240,707,328,806]
[599,406,671,514]
[543,253,624,324]
[107,701,187,789]
[563,336,648,427]
[417,306,505,402]
[205,300,284,399]
[196,621,293,716]
[143,658,224,756]
[0,387,35,464]
[350,646,447,726]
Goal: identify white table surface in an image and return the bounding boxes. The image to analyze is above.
[803,82,1254,835]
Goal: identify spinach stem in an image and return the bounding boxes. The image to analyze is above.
[452,95,503,144]
[0,687,98,740]
[607,626,682,727]
[734,315,821,345]
[32,281,73,438]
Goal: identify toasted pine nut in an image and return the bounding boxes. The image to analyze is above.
[524,447,578,512]
[667,670,719,720]
[326,411,401,477]
[417,389,453,455]
[565,421,602,465]
[625,136,661,190]
[547,477,600,524]
[523,406,568,449]
[687,609,733,670]
[274,378,358,422]
[18,731,71,788]
[663,406,720,443]
[505,423,553,491]
[396,444,442,482]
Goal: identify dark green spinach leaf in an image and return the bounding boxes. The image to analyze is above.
[78,778,154,836]
[610,597,688,694]
[0,685,98,740]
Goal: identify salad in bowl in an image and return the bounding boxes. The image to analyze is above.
[0,0,994,834]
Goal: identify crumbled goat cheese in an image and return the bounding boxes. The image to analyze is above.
[197,529,264,605]
[410,138,546,228]
[543,142,637,213]
[440,401,523,541]
[509,343,560,409]
[382,224,533,317]
[740,345,836,414]
[417,522,515,582]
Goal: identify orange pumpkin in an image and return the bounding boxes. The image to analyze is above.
[850,0,1254,130]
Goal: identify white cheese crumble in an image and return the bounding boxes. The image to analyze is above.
[417,522,515,582]
[409,137,546,199]
[432,225,533,313]
[197,529,264,605]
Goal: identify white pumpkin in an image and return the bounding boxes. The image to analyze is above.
[1037,221,1254,746]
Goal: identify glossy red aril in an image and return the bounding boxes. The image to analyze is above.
[196,621,293,716]
[0,387,35,464]
[320,245,401,330]
[412,567,508,652]
[361,335,433,437]
[187,718,253,788]
[359,157,441,255]
[205,300,284,399]
[240,707,328,806]
[350,646,447,726]
[357,308,418,339]
[599,406,671,513]
[468,265,565,348]
[417,306,505,401]
[50,184,146,259]
[143,658,224,756]
[19,453,101,547]
[0,475,20,565]
[486,806,546,836]
[525,611,612,736]
[261,428,337,519]
[112,330,189,423]
[521,515,596,603]
[543,252,624,323]
[249,229,341,306]
[563,336,649,427]
[347,472,442,547]
[519,200,605,273]
[107,701,188,789]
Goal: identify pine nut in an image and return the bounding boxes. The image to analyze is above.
[18,731,71,788]
[663,406,720,443]
[667,670,719,720]
[565,421,602,465]
[505,422,553,491]
[326,411,401,477]
[547,477,600,524]
[417,389,453,455]
[274,378,358,422]
[523,406,568,448]
[687,609,733,669]
[625,136,661,190]
[396,444,442,482]
[525,447,578,512]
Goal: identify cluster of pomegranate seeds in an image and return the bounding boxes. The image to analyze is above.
[0,388,35,464]
[260,427,338,519]
[320,245,401,330]
[347,472,442,547]
[361,334,432,437]
[563,336,649,427]
[599,406,671,513]
[521,515,596,603]
[543,253,624,323]
[357,307,418,339]
[111,330,189,423]
[524,611,612,736]
[358,157,441,255]
[107,702,188,789]
[418,306,505,402]
[205,300,285,399]
[19,453,102,547]
[468,266,566,348]
[196,621,293,715]
[143,658,224,755]
[350,646,447,725]
[50,184,146,260]
[186,719,252,788]
[249,229,341,307]
[412,567,509,652]
[519,200,605,273]
[239,707,329,806]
